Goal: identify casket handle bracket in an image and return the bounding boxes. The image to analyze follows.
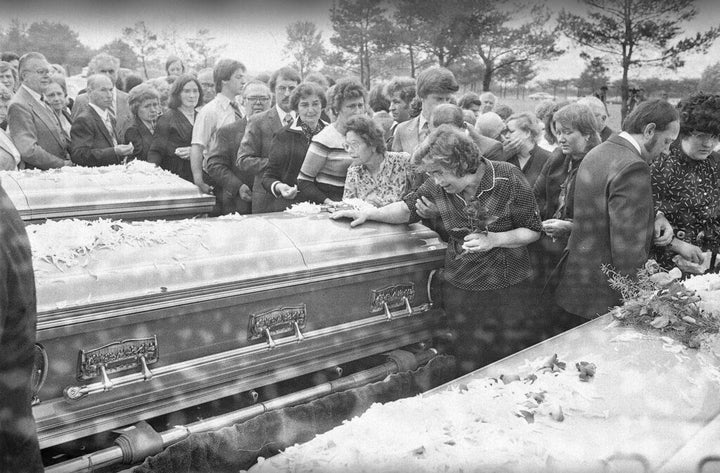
[264,328,277,349]
[293,321,305,342]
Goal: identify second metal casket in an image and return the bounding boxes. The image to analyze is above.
[1,160,215,222]
[30,211,447,448]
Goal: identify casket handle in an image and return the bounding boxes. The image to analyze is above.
[99,364,114,391]
[264,328,277,349]
[383,302,392,320]
[139,355,154,381]
[602,453,650,472]
[698,455,720,472]
[293,321,305,342]
[403,296,413,315]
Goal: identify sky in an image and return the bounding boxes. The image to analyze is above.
[1,0,720,83]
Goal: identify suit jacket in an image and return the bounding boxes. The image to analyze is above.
[206,117,251,215]
[7,86,68,169]
[470,128,503,162]
[70,106,121,167]
[505,144,551,188]
[236,107,283,213]
[148,109,194,182]
[600,125,614,142]
[391,116,422,154]
[124,118,153,162]
[555,134,655,318]
[73,89,133,141]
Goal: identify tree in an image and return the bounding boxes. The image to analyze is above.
[388,0,425,77]
[284,21,325,79]
[24,21,91,74]
[99,39,139,71]
[122,21,159,79]
[329,0,390,88]
[185,29,224,70]
[698,62,720,95]
[558,0,720,120]
[511,61,536,99]
[0,19,30,54]
[470,4,563,92]
[576,56,609,96]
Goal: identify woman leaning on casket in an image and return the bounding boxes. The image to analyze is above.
[331,125,543,375]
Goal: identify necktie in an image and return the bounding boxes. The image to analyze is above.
[284,114,293,126]
[103,113,118,146]
[229,101,243,120]
[419,121,429,142]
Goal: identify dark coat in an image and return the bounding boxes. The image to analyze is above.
[148,108,194,183]
[206,117,250,214]
[237,107,284,213]
[505,144,551,188]
[556,135,655,318]
[70,106,120,166]
[124,118,154,162]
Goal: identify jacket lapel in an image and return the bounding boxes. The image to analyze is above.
[24,88,65,147]
[88,106,115,146]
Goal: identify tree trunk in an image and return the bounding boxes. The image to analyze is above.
[482,68,493,92]
[408,45,415,78]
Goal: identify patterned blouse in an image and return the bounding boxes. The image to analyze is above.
[651,143,720,267]
[404,158,542,292]
[343,152,412,206]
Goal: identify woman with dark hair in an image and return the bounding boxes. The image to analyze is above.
[331,125,542,374]
[531,102,601,333]
[297,77,367,204]
[148,74,202,182]
[651,92,720,273]
[124,83,161,162]
[343,115,411,206]
[501,111,551,187]
[262,82,329,211]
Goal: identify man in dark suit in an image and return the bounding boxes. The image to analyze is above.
[7,52,71,169]
[391,66,458,155]
[70,74,134,166]
[72,53,133,140]
[236,67,300,213]
[556,100,679,319]
[0,181,44,473]
[206,81,271,215]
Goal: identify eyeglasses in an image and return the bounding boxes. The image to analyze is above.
[32,68,52,76]
[276,86,296,94]
[690,131,720,143]
[425,169,449,179]
[343,140,363,152]
[99,69,116,75]
[245,96,270,103]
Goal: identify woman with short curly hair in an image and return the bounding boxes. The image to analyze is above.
[501,111,551,187]
[651,92,720,273]
[331,124,543,375]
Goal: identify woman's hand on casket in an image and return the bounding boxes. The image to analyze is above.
[462,232,497,252]
[653,212,674,246]
[330,209,369,227]
[670,238,704,265]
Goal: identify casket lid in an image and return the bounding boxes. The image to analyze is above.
[31,212,444,314]
[0,161,215,221]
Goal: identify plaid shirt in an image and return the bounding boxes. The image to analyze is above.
[404,159,542,291]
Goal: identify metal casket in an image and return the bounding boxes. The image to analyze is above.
[31,212,447,449]
[1,160,215,222]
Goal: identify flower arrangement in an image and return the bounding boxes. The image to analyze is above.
[602,260,719,348]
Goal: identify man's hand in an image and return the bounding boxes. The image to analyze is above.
[415,196,439,219]
[239,184,252,202]
[542,219,572,240]
[654,212,674,246]
[277,183,298,200]
[114,143,134,157]
[175,146,191,160]
[194,177,213,195]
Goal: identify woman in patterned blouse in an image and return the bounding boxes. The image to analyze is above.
[342,115,411,207]
[651,92,720,273]
[331,125,543,374]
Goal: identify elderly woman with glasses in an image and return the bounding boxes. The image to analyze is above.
[297,77,367,204]
[650,92,720,273]
[342,115,411,207]
[332,125,542,374]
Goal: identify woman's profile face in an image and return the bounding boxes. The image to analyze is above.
[501,119,530,144]
[0,69,14,91]
[425,164,469,195]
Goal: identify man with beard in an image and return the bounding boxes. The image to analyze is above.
[206,80,271,215]
[236,66,301,213]
[556,100,678,319]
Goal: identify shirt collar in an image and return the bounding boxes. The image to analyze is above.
[89,102,110,120]
[22,84,43,103]
[276,104,295,122]
[418,113,428,133]
[618,131,642,155]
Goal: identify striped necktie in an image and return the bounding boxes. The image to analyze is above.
[229,100,243,120]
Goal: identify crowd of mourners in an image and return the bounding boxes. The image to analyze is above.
[2,48,720,471]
